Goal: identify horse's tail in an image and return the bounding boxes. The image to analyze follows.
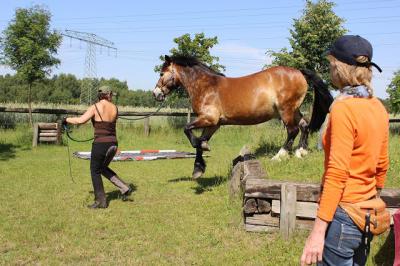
[300,69,333,132]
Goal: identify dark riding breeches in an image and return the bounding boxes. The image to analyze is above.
[90,142,129,203]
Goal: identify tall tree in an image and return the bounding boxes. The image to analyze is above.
[386,70,400,113]
[267,0,347,83]
[0,5,61,126]
[155,32,225,73]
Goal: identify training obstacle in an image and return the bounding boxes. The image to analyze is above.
[228,147,400,240]
[73,149,205,161]
[32,123,62,147]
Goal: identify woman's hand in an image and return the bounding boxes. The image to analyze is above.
[300,217,328,266]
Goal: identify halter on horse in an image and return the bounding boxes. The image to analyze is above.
[153,55,333,179]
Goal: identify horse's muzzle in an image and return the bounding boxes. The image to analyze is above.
[153,87,165,101]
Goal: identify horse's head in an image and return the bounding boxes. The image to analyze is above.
[153,55,180,101]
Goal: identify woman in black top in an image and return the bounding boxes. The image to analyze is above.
[63,86,132,208]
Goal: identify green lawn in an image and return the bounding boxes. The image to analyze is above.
[0,121,398,265]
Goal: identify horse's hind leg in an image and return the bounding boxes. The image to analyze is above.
[294,111,310,158]
[272,110,299,161]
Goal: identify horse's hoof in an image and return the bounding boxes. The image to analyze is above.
[295,147,308,158]
[271,148,288,161]
[192,169,204,179]
[271,155,282,161]
[201,141,211,151]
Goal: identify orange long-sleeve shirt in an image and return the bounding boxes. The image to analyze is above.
[317,97,389,222]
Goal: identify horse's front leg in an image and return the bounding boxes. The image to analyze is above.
[183,116,218,179]
[183,116,217,149]
[198,125,220,151]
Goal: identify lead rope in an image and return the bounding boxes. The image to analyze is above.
[63,126,75,184]
[117,102,165,121]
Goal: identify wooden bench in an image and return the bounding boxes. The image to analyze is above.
[32,123,62,147]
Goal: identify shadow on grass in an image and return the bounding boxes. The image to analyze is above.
[374,228,395,266]
[0,143,18,161]
[193,175,226,194]
[254,141,282,158]
[168,176,193,183]
[168,175,227,194]
[89,183,137,203]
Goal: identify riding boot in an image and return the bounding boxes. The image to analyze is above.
[109,175,133,201]
[89,176,108,209]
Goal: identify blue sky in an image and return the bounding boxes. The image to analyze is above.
[1,0,399,98]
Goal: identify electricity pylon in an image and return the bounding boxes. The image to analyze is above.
[61,30,117,105]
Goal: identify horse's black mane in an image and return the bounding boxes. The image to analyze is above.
[164,55,225,77]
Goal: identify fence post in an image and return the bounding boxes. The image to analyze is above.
[32,123,39,147]
[280,183,297,240]
[187,108,191,123]
[144,117,150,136]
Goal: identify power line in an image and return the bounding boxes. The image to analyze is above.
[60,30,117,104]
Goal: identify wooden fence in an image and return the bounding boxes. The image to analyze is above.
[0,107,194,136]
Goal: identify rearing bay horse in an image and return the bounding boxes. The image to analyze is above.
[153,55,333,179]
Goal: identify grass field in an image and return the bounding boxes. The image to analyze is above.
[0,120,398,265]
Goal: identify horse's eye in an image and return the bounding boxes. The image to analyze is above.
[160,73,164,77]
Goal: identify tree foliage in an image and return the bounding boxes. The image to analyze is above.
[387,70,400,113]
[0,5,62,125]
[0,73,159,108]
[154,32,225,73]
[267,0,347,81]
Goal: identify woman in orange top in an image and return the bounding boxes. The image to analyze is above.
[301,35,389,265]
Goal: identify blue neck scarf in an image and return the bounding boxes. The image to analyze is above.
[341,85,371,98]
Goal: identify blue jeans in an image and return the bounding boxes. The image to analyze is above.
[318,207,372,266]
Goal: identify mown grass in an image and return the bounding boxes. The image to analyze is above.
[0,120,398,265]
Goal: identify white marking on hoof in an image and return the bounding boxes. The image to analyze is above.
[271,148,289,161]
[295,147,308,158]
[201,141,210,151]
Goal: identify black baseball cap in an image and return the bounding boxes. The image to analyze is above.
[327,35,382,72]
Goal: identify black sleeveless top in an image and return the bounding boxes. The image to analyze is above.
[91,103,117,143]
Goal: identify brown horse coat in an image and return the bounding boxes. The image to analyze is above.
[153,55,332,178]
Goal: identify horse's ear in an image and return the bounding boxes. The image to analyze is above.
[164,55,171,63]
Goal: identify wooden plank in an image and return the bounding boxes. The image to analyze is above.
[245,223,277,232]
[242,160,267,182]
[39,129,57,133]
[245,179,320,202]
[280,184,296,240]
[38,123,57,130]
[39,132,58,137]
[228,162,243,197]
[272,200,318,219]
[144,117,150,136]
[257,199,271,213]
[245,214,314,230]
[187,108,191,123]
[246,214,278,227]
[245,179,400,207]
[32,123,39,147]
[272,201,397,225]
[381,189,400,208]
[39,137,58,142]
